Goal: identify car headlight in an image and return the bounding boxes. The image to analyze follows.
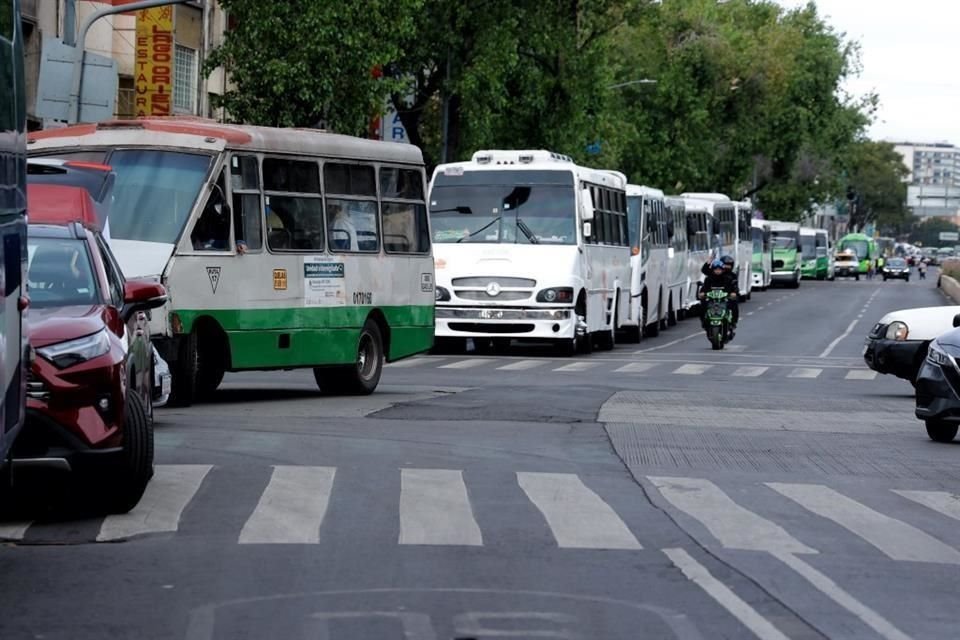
[927,343,955,368]
[536,287,574,303]
[435,286,451,302]
[36,329,111,369]
[884,321,909,341]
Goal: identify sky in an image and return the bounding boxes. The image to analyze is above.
[775,0,960,146]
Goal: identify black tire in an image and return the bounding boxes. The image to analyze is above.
[167,332,198,407]
[314,319,385,395]
[101,392,154,514]
[595,301,616,351]
[855,273,860,281]
[555,337,578,357]
[926,420,958,443]
[708,327,723,350]
[622,323,642,344]
[667,296,678,327]
[646,297,661,338]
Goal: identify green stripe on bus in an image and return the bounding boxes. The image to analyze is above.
[174,305,434,369]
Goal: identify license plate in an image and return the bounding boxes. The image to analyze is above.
[479,309,503,319]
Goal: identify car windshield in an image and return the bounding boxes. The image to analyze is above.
[887,258,906,267]
[35,148,213,244]
[430,170,576,245]
[771,231,797,249]
[27,237,99,308]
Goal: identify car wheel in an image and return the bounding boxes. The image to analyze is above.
[315,319,384,395]
[101,392,154,514]
[926,420,959,443]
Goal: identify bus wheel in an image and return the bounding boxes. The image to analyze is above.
[596,302,616,351]
[317,320,384,395]
[667,296,677,327]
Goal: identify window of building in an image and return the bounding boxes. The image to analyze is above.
[174,44,197,114]
[116,75,135,118]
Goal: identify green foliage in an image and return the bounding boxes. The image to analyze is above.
[842,140,910,234]
[206,0,421,134]
[910,217,960,247]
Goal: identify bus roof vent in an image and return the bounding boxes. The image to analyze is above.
[471,150,571,165]
[475,153,493,165]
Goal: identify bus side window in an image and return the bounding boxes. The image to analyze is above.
[381,167,429,254]
[231,155,262,252]
[324,163,379,253]
[263,157,323,252]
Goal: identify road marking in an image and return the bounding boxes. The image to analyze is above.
[98,464,212,541]
[0,521,31,540]
[787,367,822,379]
[725,345,747,352]
[387,357,433,368]
[772,552,911,640]
[518,472,641,549]
[238,466,336,544]
[664,548,791,640]
[767,483,960,564]
[732,366,768,377]
[399,469,482,546]
[440,359,491,370]
[496,360,545,371]
[894,490,960,522]
[553,361,600,372]
[648,477,814,553]
[819,288,882,357]
[844,369,877,380]
[614,362,657,373]
[634,331,701,353]
[673,363,713,375]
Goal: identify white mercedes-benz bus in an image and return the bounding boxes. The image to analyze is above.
[429,150,630,355]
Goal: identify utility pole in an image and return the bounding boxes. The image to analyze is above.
[67,0,189,124]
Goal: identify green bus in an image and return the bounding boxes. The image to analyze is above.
[799,227,828,280]
[838,233,878,274]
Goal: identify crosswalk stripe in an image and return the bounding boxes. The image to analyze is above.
[787,367,822,379]
[614,362,657,373]
[767,483,960,564]
[497,360,545,371]
[665,548,791,640]
[893,490,960,522]
[844,369,877,380]
[732,366,768,377]
[673,364,713,375]
[387,357,433,368]
[439,359,490,370]
[98,464,212,541]
[518,472,641,549]
[648,477,814,554]
[0,521,31,540]
[399,469,482,546]
[238,466,336,544]
[553,361,600,372]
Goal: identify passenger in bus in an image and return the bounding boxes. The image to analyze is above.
[191,185,230,251]
[265,203,291,250]
[328,201,357,251]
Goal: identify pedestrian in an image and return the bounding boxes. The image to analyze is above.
[866,259,874,280]
[919,260,927,280]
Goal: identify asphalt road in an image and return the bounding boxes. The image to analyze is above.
[1,273,955,640]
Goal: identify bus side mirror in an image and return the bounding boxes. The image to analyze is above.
[583,222,592,238]
[668,247,675,259]
[580,188,595,222]
[953,313,960,328]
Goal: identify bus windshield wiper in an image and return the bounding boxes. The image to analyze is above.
[516,218,539,244]
[457,216,501,242]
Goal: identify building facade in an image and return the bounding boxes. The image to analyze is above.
[19,0,229,130]
[893,141,960,219]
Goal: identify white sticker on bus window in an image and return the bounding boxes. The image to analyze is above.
[443,166,464,176]
[303,256,345,307]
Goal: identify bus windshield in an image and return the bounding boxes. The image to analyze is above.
[771,231,798,249]
[841,240,869,259]
[800,235,816,258]
[751,228,763,253]
[430,170,576,245]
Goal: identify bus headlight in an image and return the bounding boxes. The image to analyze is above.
[435,286,451,302]
[536,287,573,303]
[884,321,909,341]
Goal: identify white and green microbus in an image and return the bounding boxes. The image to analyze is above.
[29,119,434,404]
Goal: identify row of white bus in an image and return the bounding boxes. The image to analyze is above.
[429,149,784,354]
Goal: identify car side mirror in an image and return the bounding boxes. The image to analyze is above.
[953,313,960,328]
[121,279,168,323]
[580,188,595,222]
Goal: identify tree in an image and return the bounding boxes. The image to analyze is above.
[205,0,421,134]
[842,140,910,234]
[911,217,960,248]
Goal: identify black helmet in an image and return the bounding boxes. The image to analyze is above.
[721,255,735,266]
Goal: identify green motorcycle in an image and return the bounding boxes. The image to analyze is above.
[702,289,734,350]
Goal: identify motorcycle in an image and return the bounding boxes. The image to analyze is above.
[702,289,734,350]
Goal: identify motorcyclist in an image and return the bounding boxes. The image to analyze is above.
[699,259,738,332]
[701,254,739,330]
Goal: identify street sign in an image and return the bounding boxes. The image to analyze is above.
[939,231,959,242]
[35,36,117,123]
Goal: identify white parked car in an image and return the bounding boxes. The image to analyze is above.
[864,305,960,384]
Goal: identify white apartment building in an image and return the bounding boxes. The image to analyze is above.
[893,141,960,218]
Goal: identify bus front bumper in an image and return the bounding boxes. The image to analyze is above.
[435,307,576,340]
[770,270,798,283]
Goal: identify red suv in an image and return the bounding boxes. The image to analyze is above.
[15,184,167,512]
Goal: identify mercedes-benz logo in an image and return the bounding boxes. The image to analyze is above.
[485,282,502,296]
